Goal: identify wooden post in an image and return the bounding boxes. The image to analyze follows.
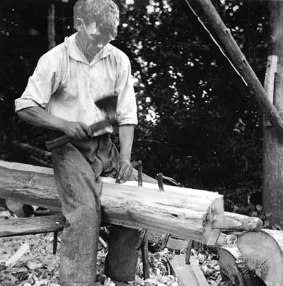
[263,2,283,227]
[48,2,56,50]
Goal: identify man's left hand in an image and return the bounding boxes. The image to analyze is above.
[117,158,133,183]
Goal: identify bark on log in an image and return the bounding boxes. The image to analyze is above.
[0,161,223,245]
[219,244,265,286]
[185,0,283,133]
[236,229,283,286]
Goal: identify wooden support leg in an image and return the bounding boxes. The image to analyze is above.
[185,239,193,265]
[141,230,150,279]
[53,231,58,255]
[138,161,150,279]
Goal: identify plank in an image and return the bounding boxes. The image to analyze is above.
[169,254,209,286]
[0,214,65,237]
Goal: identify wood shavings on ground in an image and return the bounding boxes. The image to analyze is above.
[0,231,229,286]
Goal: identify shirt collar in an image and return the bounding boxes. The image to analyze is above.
[64,33,114,65]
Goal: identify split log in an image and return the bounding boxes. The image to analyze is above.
[236,229,283,286]
[0,161,223,245]
[219,244,265,286]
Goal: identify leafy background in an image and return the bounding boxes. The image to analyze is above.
[0,0,271,210]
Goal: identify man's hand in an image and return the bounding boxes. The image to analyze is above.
[117,157,133,183]
[117,125,135,183]
[63,121,91,141]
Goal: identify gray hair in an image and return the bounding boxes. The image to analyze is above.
[73,0,119,38]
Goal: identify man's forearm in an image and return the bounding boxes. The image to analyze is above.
[119,125,135,160]
[17,106,67,132]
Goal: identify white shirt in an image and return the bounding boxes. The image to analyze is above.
[15,33,138,136]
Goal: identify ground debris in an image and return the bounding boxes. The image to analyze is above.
[0,231,230,286]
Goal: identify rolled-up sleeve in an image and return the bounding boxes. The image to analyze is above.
[115,53,138,126]
[15,53,60,112]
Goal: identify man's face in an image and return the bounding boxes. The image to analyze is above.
[80,20,115,54]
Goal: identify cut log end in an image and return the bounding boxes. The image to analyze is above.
[237,229,283,286]
[219,244,266,286]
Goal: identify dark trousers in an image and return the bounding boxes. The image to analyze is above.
[51,134,144,286]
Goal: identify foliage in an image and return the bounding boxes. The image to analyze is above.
[0,0,271,202]
[116,0,269,197]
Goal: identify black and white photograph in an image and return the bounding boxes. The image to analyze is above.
[0,0,282,285]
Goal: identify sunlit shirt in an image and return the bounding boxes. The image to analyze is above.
[15,33,138,136]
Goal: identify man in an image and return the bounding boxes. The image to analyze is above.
[15,0,144,285]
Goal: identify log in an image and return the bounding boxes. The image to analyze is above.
[0,214,65,237]
[129,181,262,231]
[219,244,265,286]
[212,212,262,231]
[185,0,283,133]
[124,182,263,232]
[236,229,283,286]
[0,160,224,245]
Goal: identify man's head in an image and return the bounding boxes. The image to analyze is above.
[74,0,119,54]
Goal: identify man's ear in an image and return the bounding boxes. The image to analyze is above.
[75,18,84,31]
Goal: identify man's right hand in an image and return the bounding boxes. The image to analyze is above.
[63,121,91,141]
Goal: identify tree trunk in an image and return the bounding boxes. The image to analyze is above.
[0,160,223,245]
[263,2,283,227]
[237,229,283,286]
[48,2,56,50]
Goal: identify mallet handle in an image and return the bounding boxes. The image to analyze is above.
[45,118,112,150]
